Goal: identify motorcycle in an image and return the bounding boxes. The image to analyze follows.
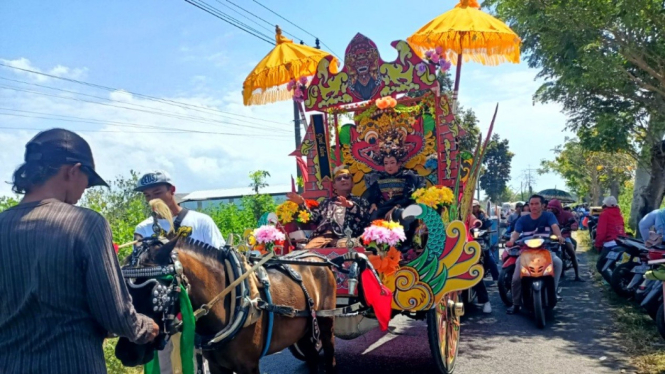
[461,227,496,308]
[644,260,665,339]
[609,239,665,298]
[498,234,560,328]
[587,215,599,242]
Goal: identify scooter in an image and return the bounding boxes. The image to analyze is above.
[499,234,559,328]
[610,239,664,298]
[644,260,665,339]
[600,237,646,287]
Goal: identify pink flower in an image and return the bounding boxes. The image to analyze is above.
[431,54,440,63]
[294,88,303,97]
[435,46,443,55]
[253,225,286,244]
[286,79,296,91]
[425,50,434,58]
[439,59,451,71]
[299,76,308,85]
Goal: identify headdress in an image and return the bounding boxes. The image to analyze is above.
[376,128,408,164]
[333,165,351,178]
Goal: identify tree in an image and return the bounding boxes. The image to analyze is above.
[79,170,149,260]
[205,170,276,238]
[479,134,514,203]
[539,138,635,205]
[0,196,19,212]
[486,0,665,227]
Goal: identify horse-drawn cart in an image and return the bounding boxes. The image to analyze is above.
[270,33,491,373]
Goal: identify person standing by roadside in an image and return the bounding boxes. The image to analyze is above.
[133,171,225,374]
[0,128,159,374]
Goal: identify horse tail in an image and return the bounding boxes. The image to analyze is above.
[149,198,174,235]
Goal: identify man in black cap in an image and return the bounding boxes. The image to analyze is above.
[0,128,159,374]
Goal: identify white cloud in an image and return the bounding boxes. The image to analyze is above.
[0,58,296,196]
[0,58,88,82]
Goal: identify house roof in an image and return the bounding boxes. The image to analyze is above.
[180,185,291,202]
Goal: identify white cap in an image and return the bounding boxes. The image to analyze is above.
[603,196,618,207]
[134,171,174,191]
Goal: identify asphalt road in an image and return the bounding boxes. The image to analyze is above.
[260,252,634,374]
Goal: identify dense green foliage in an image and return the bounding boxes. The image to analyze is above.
[479,134,514,203]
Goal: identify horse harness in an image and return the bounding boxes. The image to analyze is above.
[122,238,366,363]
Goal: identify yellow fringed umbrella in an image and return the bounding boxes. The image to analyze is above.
[242,26,339,106]
[407,0,521,95]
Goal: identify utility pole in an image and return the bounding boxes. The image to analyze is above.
[521,165,538,198]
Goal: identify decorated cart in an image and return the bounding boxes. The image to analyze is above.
[241,2,520,372]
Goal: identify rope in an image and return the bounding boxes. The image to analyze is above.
[193,252,275,319]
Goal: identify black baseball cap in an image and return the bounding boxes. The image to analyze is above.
[24,128,109,188]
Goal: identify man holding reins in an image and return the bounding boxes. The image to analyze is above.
[133,171,225,374]
[0,129,159,374]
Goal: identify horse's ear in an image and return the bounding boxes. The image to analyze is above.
[151,237,179,265]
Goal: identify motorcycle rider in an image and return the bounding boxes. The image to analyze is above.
[467,210,492,314]
[472,200,499,281]
[638,207,665,246]
[594,196,625,273]
[505,194,565,314]
[547,199,584,282]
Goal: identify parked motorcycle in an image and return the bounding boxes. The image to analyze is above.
[609,238,649,298]
[499,234,560,328]
[644,260,665,339]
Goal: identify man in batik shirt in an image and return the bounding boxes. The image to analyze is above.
[287,167,370,248]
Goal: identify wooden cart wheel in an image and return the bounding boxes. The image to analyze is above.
[427,292,462,374]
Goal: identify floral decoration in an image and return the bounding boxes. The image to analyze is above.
[423,46,452,72]
[251,225,286,255]
[287,76,309,103]
[412,185,454,209]
[375,96,398,110]
[275,199,318,224]
[362,220,406,278]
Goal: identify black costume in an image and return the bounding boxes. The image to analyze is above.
[363,169,426,221]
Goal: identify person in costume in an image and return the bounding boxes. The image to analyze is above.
[363,146,426,223]
[287,166,370,249]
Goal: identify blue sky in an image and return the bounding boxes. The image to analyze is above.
[0,0,569,199]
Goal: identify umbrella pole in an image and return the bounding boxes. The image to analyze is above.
[293,99,303,193]
[452,53,463,115]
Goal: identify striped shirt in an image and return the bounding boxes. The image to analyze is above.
[0,198,154,374]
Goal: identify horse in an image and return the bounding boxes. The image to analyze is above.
[115,200,338,374]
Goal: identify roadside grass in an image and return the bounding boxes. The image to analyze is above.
[577,233,665,374]
[104,338,142,374]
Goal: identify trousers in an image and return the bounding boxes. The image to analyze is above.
[511,255,562,306]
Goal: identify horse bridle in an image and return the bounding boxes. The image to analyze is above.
[122,238,186,343]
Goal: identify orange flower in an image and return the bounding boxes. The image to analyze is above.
[385,97,397,108]
[376,97,388,109]
[368,247,401,277]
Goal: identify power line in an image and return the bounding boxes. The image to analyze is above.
[194,0,274,41]
[211,0,274,35]
[0,84,293,134]
[251,0,339,56]
[0,107,290,138]
[0,63,291,125]
[184,0,274,45]
[0,111,291,139]
[223,0,305,43]
[0,77,292,133]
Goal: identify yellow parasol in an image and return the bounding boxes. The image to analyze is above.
[407,0,521,95]
[242,26,339,106]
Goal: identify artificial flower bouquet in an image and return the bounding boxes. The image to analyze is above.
[250,225,286,255]
[412,185,454,212]
[275,200,318,226]
[362,220,406,277]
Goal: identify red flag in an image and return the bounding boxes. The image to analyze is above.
[360,269,393,331]
[113,243,119,253]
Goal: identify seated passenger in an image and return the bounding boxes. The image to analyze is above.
[286,167,370,249]
[363,150,426,222]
